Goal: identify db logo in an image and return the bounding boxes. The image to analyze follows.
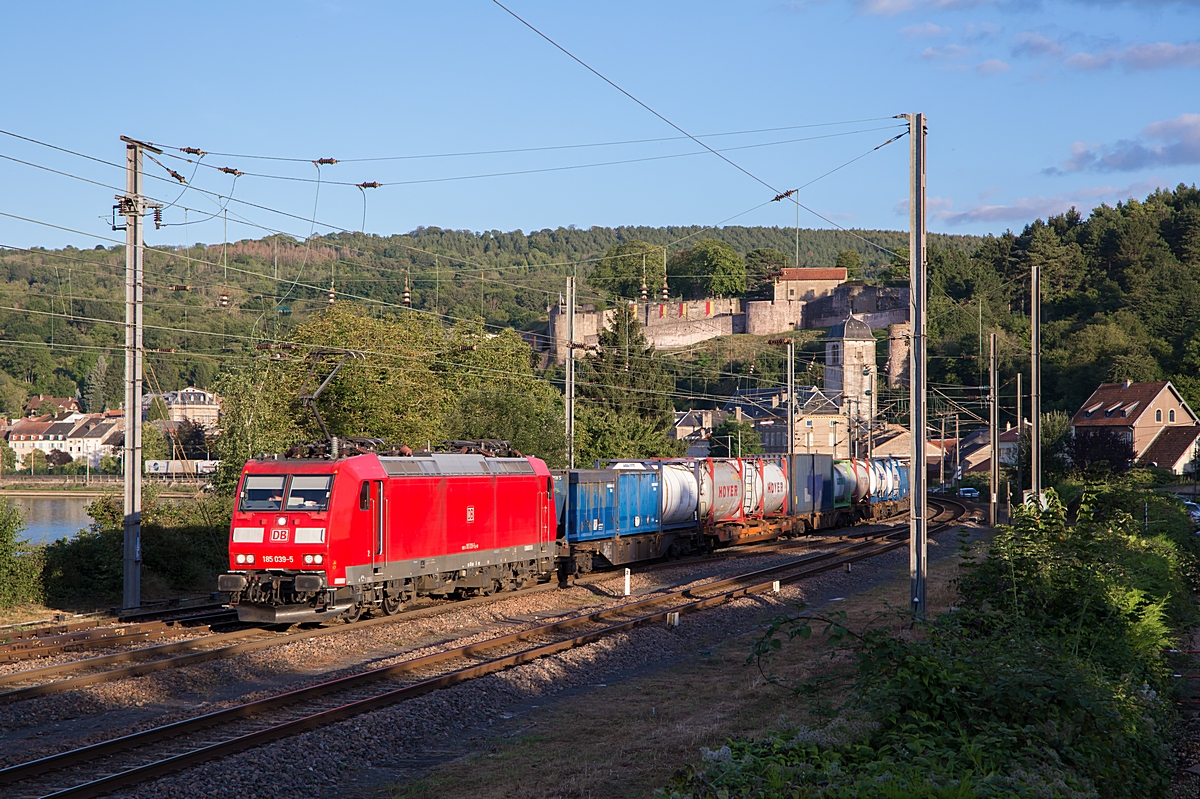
[270,529,289,542]
[466,506,475,523]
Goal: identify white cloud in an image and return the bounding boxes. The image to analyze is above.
[937,178,1165,225]
[960,21,1002,42]
[1067,40,1200,70]
[900,21,951,37]
[1046,113,1200,173]
[921,43,972,59]
[859,0,917,14]
[976,58,1010,73]
[1012,31,1064,58]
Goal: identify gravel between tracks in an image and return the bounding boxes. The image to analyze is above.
[0,534,869,766]
[72,521,982,799]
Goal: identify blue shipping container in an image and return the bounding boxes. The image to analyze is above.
[615,469,661,535]
[788,455,834,515]
[556,469,662,543]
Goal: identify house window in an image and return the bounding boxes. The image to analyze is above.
[1156,409,1162,422]
[828,433,836,447]
[1170,409,1176,422]
[805,420,813,428]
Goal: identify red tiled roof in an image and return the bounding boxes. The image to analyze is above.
[1071,382,1180,427]
[1139,425,1200,469]
[778,268,847,282]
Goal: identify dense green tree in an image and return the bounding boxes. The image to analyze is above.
[588,240,664,301]
[667,239,746,299]
[835,249,862,279]
[575,304,683,462]
[0,444,16,473]
[0,372,26,418]
[83,355,107,413]
[146,396,170,422]
[744,248,789,299]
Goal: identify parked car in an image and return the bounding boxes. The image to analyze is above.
[1181,500,1200,525]
[958,487,980,499]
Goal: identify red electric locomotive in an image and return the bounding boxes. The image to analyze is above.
[217,451,559,623]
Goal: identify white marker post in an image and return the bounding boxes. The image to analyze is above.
[624,568,631,597]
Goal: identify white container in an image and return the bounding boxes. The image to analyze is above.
[753,458,792,513]
[659,463,700,525]
[699,460,743,522]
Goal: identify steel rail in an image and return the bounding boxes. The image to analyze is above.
[0,520,902,701]
[0,500,966,798]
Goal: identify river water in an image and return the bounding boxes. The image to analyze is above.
[3,495,94,544]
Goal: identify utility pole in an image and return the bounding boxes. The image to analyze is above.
[939,416,945,491]
[1016,372,1022,505]
[954,415,960,489]
[118,136,158,612]
[907,112,928,618]
[566,274,576,469]
[1031,261,1042,503]
[989,332,999,527]
[786,340,795,460]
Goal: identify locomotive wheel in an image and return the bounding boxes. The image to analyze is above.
[341,603,363,624]
[381,592,401,615]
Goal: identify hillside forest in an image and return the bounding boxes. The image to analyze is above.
[0,183,1198,469]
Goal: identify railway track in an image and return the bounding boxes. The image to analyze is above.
[0,514,908,702]
[0,611,237,663]
[0,499,967,799]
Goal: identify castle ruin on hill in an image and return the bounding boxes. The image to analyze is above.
[543,267,910,366]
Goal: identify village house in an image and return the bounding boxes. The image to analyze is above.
[23,394,81,416]
[1071,380,1200,474]
[142,387,221,428]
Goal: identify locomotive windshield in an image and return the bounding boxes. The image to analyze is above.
[285,475,333,511]
[241,475,286,511]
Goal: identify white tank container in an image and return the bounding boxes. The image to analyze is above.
[753,458,792,513]
[699,460,743,522]
[659,463,700,525]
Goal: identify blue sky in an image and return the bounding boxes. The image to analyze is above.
[0,0,1197,250]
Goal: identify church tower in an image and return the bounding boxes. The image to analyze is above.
[825,314,878,422]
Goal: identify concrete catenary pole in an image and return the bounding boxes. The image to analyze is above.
[566,274,576,469]
[120,135,158,611]
[1016,371,1022,504]
[1031,261,1042,503]
[907,113,928,618]
[990,332,999,527]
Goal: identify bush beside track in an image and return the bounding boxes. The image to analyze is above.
[0,490,232,611]
[663,482,1200,799]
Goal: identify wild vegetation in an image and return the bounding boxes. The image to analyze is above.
[664,482,1200,798]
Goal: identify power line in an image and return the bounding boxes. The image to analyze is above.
[156,124,904,187]
[493,0,782,195]
[153,116,900,164]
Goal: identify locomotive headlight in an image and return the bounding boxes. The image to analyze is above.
[276,516,287,526]
[246,554,255,564]
[236,553,246,564]
[304,554,314,564]
[314,554,323,564]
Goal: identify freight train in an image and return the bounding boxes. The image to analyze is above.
[218,448,909,624]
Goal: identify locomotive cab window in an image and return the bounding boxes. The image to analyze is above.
[286,475,333,511]
[359,481,371,511]
[241,475,287,511]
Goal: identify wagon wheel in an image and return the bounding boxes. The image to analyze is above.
[381,592,402,615]
[341,603,363,624]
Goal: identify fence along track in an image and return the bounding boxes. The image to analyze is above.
[0,500,967,799]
